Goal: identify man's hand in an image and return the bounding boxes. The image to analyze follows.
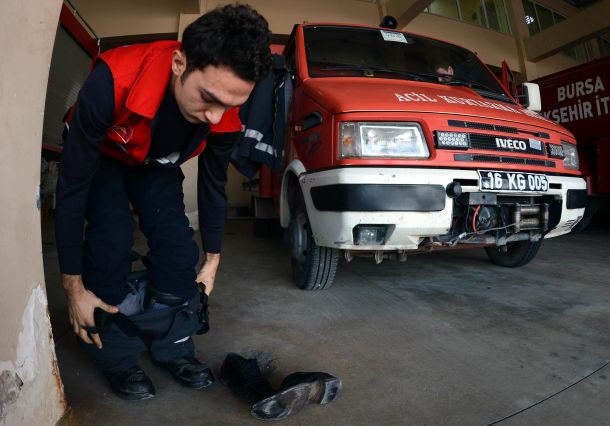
[62,274,119,349]
[196,253,220,295]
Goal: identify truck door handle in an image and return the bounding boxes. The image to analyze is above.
[296,111,323,132]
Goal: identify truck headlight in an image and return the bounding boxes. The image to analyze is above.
[561,141,579,169]
[339,122,429,158]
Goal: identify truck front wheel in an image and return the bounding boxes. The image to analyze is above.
[288,203,339,290]
[484,240,543,267]
[570,196,599,232]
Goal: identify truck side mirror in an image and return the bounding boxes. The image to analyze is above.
[522,82,542,112]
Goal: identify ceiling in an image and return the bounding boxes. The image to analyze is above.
[562,0,599,7]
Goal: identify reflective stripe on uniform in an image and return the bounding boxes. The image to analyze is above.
[254,142,277,156]
[244,128,264,141]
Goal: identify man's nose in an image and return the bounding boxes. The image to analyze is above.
[204,106,226,125]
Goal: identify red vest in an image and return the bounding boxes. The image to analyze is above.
[74,41,242,166]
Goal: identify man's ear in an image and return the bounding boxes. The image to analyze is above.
[448,66,454,75]
[171,50,187,78]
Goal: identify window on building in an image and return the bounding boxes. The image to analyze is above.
[484,0,511,34]
[563,44,589,62]
[522,0,539,33]
[535,3,554,30]
[425,0,511,34]
[552,12,565,25]
[522,0,590,62]
[600,35,610,57]
[459,0,486,26]
[428,0,460,20]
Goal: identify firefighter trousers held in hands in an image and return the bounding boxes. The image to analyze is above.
[84,270,210,375]
[73,155,209,374]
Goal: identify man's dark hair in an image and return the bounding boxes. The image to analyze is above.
[181,4,271,83]
[431,56,452,73]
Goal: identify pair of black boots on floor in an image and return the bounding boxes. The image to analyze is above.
[221,353,342,421]
[106,357,215,400]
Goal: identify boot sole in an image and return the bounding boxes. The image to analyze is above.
[250,377,342,421]
[112,389,156,401]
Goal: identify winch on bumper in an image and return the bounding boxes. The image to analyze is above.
[298,167,586,251]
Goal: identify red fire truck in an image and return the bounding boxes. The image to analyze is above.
[255,23,586,290]
[534,56,610,229]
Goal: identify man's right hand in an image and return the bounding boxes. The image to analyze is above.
[62,274,119,349]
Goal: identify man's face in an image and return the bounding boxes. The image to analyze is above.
[435,65,454,83]
[171,50,254,124]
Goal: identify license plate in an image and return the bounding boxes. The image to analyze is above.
[478,170,549,192]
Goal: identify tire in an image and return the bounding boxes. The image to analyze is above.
[484,240,543,267]
[288,201,339,290]
[570,196,599,233]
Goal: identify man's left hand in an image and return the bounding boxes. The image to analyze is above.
[196,252,220,295]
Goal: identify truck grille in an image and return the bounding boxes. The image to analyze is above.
[448,120,550,139]
[468,133,546,155]
[434,131,548,156]
[454,154,556,167]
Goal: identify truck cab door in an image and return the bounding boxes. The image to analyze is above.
[284,26,330,171]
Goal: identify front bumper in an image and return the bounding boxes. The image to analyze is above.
[299,167,586,250]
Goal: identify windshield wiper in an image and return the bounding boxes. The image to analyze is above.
[318,65,430,82]
[317,66,514,103]
[420,73,514,102]
[447,78,507,96]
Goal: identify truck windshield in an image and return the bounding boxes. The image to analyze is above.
[304,25,514,103]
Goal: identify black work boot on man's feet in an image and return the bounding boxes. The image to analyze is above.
[220,353,274,403]
[105,366,156,400]
[250,372,342,421]
[159,356,215,389]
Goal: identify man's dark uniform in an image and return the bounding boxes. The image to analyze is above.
[55,41,240,373]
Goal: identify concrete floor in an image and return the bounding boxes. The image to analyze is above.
[43,219,610,425]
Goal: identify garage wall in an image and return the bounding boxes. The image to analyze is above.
[534,53,581,78]
[404,13,521,71]
[205,0,380,33]
[403,5,581,80]
[513,0,583,79]
[70,0,180,37]
[69,0,381,39]
[534,0,578,17]
[0,0,67,424]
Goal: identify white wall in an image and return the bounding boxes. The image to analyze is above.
[405,12,521,70]
[205,0,380,33]
[0,0,67,424]
[404,9,582,79]
[70,0,180,37]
